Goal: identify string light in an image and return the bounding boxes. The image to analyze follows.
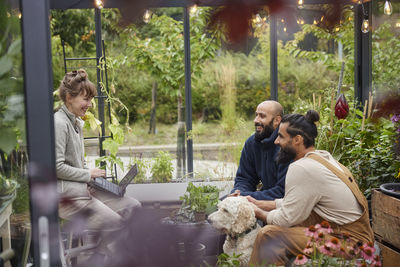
[253,14,266,27]
[361,14,370,33]
[94,0,104,9]
[313,18,318,25]
[281,18,285,23]
[298,0,304,9]
[283,27,287,32]
[297,16,305,25]
[384,0,392,15]
[189,4,198,15]
[18,12,22,19]
[395,21,400,28]
[143,9,152,23]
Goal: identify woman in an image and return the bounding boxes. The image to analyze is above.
[54,69,140,244]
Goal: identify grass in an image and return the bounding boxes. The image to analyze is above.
[125,119,254,146]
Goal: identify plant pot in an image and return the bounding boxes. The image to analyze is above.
[176,241,206,266]
[380,183,400,199]
[194,211,206,222]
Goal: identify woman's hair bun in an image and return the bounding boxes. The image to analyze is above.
[305,110,320,123]
[75,69,87,81]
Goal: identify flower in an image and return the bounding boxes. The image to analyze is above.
[303,244,313,255]
[316,220,333,234]
[301,222,381,267]
[326,237,341,250]
[318,244,334,256]
[360,244,375,261]
[305,225,318,238]
[372,255,382,267]
[294,254,308,265]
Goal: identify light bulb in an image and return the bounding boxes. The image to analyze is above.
[395,21,400,28]
[297,17,304,25]
[384,0,392,15]
[281,18,285,23]
[253,14,262,25]
[283,27,287,32]
[361,16,370,33]
[18,12,22,19]
[94,0,103,9]
[313,18,318,24]
[298,0,304,9]
[143,10,152,23]
[189,4,198,15]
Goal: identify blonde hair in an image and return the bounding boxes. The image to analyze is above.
[58,69,97,102]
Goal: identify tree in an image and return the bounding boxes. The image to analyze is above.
[124,8,220,177]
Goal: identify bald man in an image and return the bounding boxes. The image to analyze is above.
[231,101,290,200]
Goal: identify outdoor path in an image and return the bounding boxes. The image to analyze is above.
[85,139,239,160]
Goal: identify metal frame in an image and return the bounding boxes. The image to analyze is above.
[20,1,371,266]
[354,1,372,110]
[21,0,61,265]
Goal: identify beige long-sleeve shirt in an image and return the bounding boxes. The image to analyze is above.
[267,150,362,227]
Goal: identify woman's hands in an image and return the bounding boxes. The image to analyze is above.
[90,168,106,179]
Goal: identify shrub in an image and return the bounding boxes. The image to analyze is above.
[151,151,174,183]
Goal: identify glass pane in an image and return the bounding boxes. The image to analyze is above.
[0,2,32,266]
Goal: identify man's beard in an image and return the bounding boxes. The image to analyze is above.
[276,145,297,164]
[254,120,274,142]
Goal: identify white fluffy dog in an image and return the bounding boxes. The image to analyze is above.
[208,196,261,266]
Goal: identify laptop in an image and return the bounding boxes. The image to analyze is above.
[89,164,138,197]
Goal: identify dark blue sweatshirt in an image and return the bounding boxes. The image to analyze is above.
[232,128,289,200]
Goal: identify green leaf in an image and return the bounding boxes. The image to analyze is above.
[0,55,12,77]
[7,39,21,56]
[103,139,119,156]
[0,128,17,154]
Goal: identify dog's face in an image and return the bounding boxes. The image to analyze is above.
[208,196,257,235]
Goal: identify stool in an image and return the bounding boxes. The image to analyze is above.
[59,230,100,267]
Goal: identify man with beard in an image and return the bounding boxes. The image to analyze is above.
[231,100,290,200]
[247,110,374,266]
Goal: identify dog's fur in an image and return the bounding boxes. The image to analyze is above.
[208,196,261,266]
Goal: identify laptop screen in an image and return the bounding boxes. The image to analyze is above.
[119,164,138,189]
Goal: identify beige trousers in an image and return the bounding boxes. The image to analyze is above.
[59,186,141,233]
[249,225,310,266]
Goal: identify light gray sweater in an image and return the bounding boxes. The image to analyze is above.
[54,105,91,200]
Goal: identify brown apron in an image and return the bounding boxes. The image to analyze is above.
[249,154,374,266]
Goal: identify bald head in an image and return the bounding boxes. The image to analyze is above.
[254,100,283,141]
[258,100,283,117]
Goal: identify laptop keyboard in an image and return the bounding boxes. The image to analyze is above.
[95,178,119,194]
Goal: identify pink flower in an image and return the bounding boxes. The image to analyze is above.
[316,231,325,241]
[305,225,318,238]
[338,246,347,257]
[294,254,308,265]
[316,221,333,234]
[361,245,375,261]
[326,237,341,250]
[347,245,359,257]
[356,262,368,267]
[318,244,333,256]
[303,244,313,255]
[372,255,382,267]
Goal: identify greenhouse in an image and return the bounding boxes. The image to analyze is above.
[0,0,399,266]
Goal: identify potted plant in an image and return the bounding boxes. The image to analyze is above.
[179,182,220,222]
[0,173,19,203]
